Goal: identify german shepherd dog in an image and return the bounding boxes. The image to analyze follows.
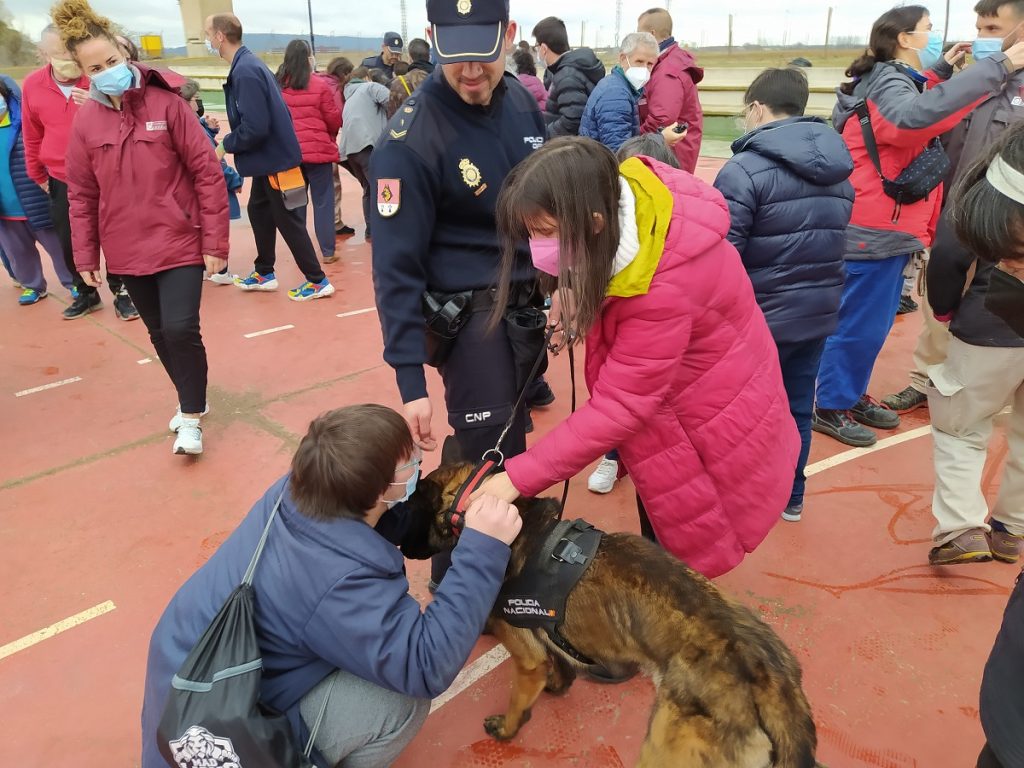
[400,464,819,768]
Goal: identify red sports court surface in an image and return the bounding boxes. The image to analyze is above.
[0,156,1016,768]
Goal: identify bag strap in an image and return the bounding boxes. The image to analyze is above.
[242,489,285,586]
[853,101,888,182]
[303,674,338,757]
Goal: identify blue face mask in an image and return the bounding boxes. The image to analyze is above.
[385,458,421,508]
[911,30,944,71]
[91,62,133,96]
[206,38,219,56]
[973,37,1004,60]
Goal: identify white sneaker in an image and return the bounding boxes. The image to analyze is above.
[169,404,210,432]
[587,458,619,494]
[173,418,203,455]
[207,271,235,285]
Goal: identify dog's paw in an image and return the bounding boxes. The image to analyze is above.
[483,709,531,741]
[484,714,514,740]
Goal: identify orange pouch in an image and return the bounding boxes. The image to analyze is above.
[269,167,305,192]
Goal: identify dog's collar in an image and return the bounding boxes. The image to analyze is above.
[446,452,503,537]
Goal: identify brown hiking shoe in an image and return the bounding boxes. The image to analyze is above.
[928,529,992,565]
[989,523,1024,564]
[882,386,928,414]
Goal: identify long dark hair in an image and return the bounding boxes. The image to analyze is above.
[493,137,622,339]
[277,38,312,90]
[950,122,1024,263]
[839,5,929,96]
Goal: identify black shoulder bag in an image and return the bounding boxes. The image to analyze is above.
[158,493,335,767]
[854,100,950,224]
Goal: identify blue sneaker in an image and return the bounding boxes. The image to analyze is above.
[234,271,279,291]
[18,288,47,305]
[288,278,335,302]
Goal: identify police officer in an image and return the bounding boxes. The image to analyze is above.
[371,0,546,587]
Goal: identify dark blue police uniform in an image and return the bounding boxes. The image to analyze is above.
[370,0,545,585]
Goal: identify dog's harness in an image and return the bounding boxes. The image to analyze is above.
[497,518,604,665]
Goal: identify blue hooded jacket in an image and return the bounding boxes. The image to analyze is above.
[140,475,510,767]
[0,76,53,231]
[714,116,854,344]
[579,67,641,152]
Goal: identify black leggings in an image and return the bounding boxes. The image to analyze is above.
[121,265,207,414]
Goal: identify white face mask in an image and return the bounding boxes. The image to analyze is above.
[623,59,651,90]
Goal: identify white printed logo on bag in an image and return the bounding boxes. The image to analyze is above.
[168,725,242,768]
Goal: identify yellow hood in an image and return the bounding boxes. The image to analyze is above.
[605,157,674,298]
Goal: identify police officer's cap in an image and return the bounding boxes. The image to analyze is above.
[383,32,404,53]
[428,0,510,65]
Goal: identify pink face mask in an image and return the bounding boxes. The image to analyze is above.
[529,237,560,277]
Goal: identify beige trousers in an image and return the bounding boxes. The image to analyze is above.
[909,258,976,393]
[927,337,1024,544]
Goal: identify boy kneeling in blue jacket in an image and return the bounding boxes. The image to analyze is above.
[140,404,521,767]
[714,68,855,523]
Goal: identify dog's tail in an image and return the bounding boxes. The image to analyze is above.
[749,654,817,768]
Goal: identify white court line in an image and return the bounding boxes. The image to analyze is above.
[243,324,294,339]
[0,600,116,661]
[336,307,377,319]
[137,358,153,365]
[428,426,937,712]
[430,645,511,713]
[14,376,82,398]
[805,425,932,477]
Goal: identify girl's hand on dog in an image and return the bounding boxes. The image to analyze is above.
[465,493,522,545]
[472,472,522,506]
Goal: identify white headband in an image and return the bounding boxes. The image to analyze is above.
[986,154,1024,205]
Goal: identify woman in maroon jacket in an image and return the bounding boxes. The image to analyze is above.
[277,40,342,264]
[58,0,229,457]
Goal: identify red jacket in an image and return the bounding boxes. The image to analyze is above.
[831,58,1008,259]
[281,75,342,164]
[639,43,704,173]
[65,65,229,276]
[21,64,90,184]
[505,158,798,579]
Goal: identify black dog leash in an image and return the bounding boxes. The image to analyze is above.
[447,325,577,535]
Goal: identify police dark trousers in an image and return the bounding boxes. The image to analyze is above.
[249,175,326,284]
[48,177,123,296]
[120,265,207,414]
[369,71,546,586]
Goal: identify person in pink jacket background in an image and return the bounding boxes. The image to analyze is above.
[477,138,798,578]
[60,0,229,457]
[277,39,343,264]
[512,48,548,110]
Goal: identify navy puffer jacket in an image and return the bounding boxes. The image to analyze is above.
[1,76,53,231]
[713,116,854,344]
[579,67,640,151]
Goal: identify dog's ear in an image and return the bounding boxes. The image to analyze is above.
[398,477,444,560]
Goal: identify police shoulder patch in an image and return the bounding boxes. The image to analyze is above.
[387,97,418,142]
[377,179,401,217]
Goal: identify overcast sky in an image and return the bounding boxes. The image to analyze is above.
[6,0,985,49]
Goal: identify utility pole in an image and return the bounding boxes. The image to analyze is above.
[614,0,622,47]
[400,0,408,48]
[825,7,833,57]
[728,14,733,56]
[943,0,950,46]
[306,0,315,54]
[581,20,586,48]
